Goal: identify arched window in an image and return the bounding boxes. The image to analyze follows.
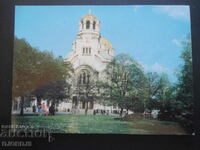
[83,48,85,54]
[93,21,96,29]
[86,48,88,53]
[78,70,90,85]
[79,74,82,84]
[87,74,90,84]
[86,20,90,29]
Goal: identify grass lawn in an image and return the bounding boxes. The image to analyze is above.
[12,115,187,134]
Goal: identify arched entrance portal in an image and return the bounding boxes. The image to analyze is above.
[72,65,99,114]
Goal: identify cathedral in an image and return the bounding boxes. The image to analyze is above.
[62,13,115,114]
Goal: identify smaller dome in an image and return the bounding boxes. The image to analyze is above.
[100,37,112,49]
[82,14,98,20]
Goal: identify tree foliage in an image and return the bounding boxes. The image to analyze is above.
[13,37,73,99]
[157,36,194,134]
[13,37,73,115]
[32,80,71,105]
[100,53,148,114]
[175,36,194,133]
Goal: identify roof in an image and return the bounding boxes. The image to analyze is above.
[82,14,98,20]
[100,37,112,49]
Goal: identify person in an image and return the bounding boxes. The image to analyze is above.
[93,110,96,115]
[45,109,49,116]
[32,105,36,113]
[41,103,46,115]
[49,104,55,116]
[106,110,109,115]
[24,107,28,112]
[101,110,103,115]
[38,104,42,116]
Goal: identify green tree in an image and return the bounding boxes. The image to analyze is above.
[176,36,194,133]
[32,80,71,106]
[13,37,73,115]
[158,36,194,133]
[157,73,171,108]
[145,72,162,111]
[44,80,71,104]
[101,53,145,115]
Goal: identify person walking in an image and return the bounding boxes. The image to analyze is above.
[49,103,55,116]
[32,105,36,114]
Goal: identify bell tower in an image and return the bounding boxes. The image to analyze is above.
[78,12,100,39]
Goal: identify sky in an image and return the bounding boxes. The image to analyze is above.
[15,5,191,83]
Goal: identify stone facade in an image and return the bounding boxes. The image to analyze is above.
[64,13,115,114]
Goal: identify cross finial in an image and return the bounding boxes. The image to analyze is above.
[88,9,92,14]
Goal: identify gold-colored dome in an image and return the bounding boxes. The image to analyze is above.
[100,37,112,49]
[83,14,98,20]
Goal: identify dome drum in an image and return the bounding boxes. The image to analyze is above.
[79,14,100,32]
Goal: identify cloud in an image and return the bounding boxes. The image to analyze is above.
[172,38,181,47]
[141,62,172,74]
[153,6,190,21]
[133,6,143,12]
[151,62,169,73]
[139,62,177,82]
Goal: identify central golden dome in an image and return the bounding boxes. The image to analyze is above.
[83,14,98,20]
[100,37,112,49]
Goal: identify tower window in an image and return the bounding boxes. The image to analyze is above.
[83,47,92,54]
[81,20,84,29]
[86,20,90,29]
[93,21,96,29]
[89,48,91,54]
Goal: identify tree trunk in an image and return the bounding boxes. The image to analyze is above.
[36,96,41,106]
[143,101,146,111]
[85,101,88,115]
[20,96,24,116]
[126,108,129,115]
[120,108,123,116]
